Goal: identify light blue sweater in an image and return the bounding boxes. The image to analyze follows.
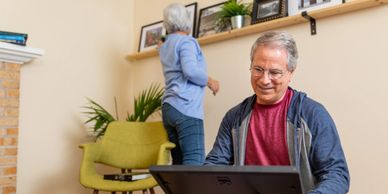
[158,34,208,120]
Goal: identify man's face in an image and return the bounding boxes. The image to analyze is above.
[250,45,294,105]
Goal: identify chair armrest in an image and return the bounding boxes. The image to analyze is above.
[79,143,102,162]
[156,142,176,165]
[79,143,102,185]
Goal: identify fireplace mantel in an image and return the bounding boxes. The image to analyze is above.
[0,42,43,192]
[0,42,44,64]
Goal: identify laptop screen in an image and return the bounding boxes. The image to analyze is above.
[150,165,303,194]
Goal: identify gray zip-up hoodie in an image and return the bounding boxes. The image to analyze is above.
[205,88,350,194]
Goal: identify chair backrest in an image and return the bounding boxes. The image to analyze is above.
[98,121,168,169]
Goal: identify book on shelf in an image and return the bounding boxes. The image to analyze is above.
[0,30,28,46]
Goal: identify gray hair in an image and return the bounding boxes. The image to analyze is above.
[250,31,298,72]
[163,3,192,34]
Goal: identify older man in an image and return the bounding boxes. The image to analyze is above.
[205,31,350,194]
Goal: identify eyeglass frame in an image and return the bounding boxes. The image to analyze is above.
[249,65,289,80]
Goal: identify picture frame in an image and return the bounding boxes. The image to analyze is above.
[251,0,287,24]
[185,2,198,37]
[288,0,343,16]
[196,2,227,38]
[138,21,166,52]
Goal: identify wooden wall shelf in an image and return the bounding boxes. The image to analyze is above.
[127,0,388,61]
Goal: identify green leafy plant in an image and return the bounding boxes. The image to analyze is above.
[83,98,116,138]
[219,0,251,18]
[217,0,252,30]
[82,83,164,139]
[126,83,164,122]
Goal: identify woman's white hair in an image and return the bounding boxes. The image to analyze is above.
[163,3,192,34]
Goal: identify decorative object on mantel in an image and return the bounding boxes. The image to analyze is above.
[82,83,164,139]
[0,30,28,46]
[127,0,388,61]
[218,0,253,29]
[289,0,344,16]
[251,0,288,24]
[0,41,44,64]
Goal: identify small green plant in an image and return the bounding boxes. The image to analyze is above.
[126,83,164,122]
[83,98,116,138]
[217,0,252,30]
[82,83,164,138]
[219,0,251,18]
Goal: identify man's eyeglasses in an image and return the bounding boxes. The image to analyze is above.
[250,66,286,80]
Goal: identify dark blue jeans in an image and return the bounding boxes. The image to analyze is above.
[162,103,205,165]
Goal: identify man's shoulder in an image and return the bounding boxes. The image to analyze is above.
[290,89,330,119]
[291,89,323,108]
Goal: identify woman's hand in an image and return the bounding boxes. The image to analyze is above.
[207,77,220,96]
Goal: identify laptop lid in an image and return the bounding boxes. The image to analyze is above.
[150,165,304,194]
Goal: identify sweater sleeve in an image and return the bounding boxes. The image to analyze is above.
[205,110,235,165]
[178,39,208,86]
[306,104,350,194]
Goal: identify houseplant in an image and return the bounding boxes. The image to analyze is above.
[126,83,164,122]
[82,83,164,139]
[218,0,252,29]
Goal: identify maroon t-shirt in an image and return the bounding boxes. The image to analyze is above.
[245,89,293,166]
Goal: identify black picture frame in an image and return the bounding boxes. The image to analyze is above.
[251,0,287,24]
[185,2,198,37]
[196,2,227,38]
[288,0,342,16]
[138,21,166,52]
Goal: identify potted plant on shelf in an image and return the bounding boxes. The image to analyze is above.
[82,83,164,139]
[218,0,252,29]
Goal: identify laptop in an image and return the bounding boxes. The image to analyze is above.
[150,165,304,194]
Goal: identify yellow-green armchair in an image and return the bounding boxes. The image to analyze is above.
[79,121,175,194]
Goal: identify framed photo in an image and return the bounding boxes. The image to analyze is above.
[185,2,198,37]
[197,2,227,38]
[138,21,166,52]
[289,0,343,16]
[251,0,287,24]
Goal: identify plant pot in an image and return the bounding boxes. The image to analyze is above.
[244,15,251,27]
[231,15,244,29]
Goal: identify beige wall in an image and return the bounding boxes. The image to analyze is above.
[1,0,134,193]
[1,0,387,193]
[131,1,388,194]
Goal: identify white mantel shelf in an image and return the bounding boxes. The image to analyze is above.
[0,42,44,64]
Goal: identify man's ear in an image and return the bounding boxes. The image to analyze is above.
[288,70,295,82]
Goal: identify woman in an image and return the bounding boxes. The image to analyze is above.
[159,3,220,165]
